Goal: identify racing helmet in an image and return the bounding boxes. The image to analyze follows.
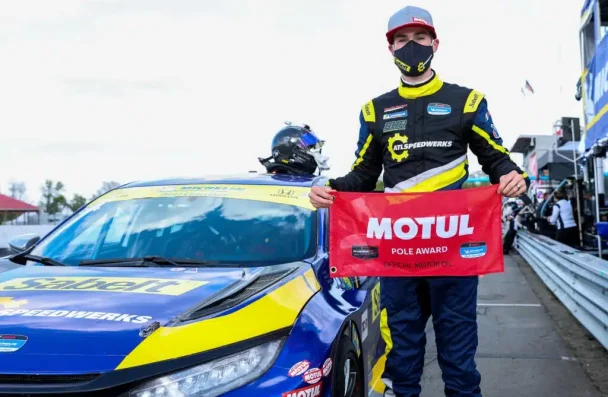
[270,122,325,153]
[259,122,329,176]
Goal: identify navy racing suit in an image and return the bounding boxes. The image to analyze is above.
[327,71,530,397]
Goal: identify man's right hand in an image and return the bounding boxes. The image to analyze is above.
[309,186,336,208]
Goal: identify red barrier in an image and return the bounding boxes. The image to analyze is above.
[328,185,504,277]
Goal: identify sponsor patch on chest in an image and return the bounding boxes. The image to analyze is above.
[427,103,451,115]
[383,110,408,120]
[384,104,407,113]
[383,119,407,133]
[386,132,453,163]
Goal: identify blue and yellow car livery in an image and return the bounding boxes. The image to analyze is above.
[0,173,388,397]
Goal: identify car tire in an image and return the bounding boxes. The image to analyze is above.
[331,334,364,397]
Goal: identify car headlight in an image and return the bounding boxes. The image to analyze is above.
[123,339,284,397]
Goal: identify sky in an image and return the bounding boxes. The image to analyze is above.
[1,0,586,205]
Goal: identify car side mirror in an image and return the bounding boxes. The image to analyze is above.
[8,234,40,254]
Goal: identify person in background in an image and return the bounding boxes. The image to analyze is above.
[548,190,579,247]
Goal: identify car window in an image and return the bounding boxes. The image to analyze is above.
[31,194,317,266]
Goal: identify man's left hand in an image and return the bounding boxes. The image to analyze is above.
[497,170,526,197]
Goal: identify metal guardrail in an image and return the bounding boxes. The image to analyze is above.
[515,230,608,351]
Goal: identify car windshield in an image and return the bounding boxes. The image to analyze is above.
[29,184,317,267]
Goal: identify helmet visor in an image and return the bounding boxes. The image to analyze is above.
[300,131,324,150]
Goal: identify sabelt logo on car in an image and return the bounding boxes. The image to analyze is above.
[303,367,323,384]
[0,277,209,296]
[282,383,322,397]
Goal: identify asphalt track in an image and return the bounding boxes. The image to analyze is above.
[419,254,608,397]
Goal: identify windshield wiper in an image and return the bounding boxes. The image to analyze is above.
[10,254,67,267]
[78,256,226,267]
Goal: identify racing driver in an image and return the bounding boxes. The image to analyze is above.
[308,5,529,397]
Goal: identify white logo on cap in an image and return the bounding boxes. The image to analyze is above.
[412,17,430,25]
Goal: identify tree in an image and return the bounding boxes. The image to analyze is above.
[8,181,26,200]
[40,180,67,217]
[67,194,87,212]
[93,181,121,199]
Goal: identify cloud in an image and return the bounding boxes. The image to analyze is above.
[60,78,182,98]
[0,0,585,204]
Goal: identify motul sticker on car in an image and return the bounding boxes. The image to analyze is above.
[302,367,323,384]
[288,360,310,377]
[282,383,322,397]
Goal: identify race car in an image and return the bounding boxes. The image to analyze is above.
[0,173,387,397]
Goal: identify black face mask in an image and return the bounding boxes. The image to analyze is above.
[393,41,434,77]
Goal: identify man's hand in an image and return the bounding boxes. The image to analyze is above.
[309,186,336,208]
[497,170,526,198]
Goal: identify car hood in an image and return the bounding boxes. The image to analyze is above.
[0,263,319,374]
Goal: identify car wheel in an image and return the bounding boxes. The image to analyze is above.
[331,334,364,397]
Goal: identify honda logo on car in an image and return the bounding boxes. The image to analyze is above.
[367,215,474,240]
[282,383,322,397]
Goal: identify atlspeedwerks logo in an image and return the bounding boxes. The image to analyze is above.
[387,133,409,162]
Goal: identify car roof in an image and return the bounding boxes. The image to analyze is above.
[120,172,327,189]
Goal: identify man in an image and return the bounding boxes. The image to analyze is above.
[308,5,529,397]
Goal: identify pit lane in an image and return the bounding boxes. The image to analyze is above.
[418,254,608,397]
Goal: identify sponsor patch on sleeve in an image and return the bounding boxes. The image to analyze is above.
[491,124,500,139]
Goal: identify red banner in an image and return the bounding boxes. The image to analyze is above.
[328,185,504,277]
